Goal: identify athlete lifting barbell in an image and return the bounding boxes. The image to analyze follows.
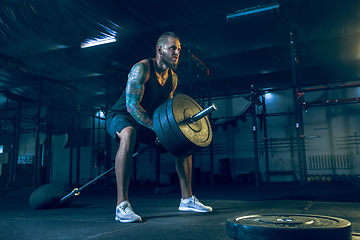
[105,32,214,223]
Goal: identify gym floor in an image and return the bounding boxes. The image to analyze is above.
[1,182,360,240]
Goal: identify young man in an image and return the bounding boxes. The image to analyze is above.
[106,32,212,223]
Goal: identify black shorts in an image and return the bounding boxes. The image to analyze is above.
[106,114,157,145]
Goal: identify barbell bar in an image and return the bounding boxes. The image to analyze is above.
[56,141,157,206]
[189,103,217,123]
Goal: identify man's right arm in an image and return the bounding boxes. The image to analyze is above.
[125,62,154,130]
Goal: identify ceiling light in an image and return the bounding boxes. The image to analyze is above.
[226,5,279,19]
[81,36,116,48]
[264,92,274,100]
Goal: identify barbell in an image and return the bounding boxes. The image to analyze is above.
[29,94,217,209]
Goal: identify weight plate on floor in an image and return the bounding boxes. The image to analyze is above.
[29,183,75,209]
[226,213,352,240]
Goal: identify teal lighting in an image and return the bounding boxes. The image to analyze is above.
[81,36,116,48]
[226,5,279,19]
[81,23,117,48]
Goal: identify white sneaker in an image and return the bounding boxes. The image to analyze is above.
[115,201,142,223]
[178,196,213,213]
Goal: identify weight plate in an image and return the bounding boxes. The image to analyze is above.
[153,94,213,157]
[226,213,352,240]
[153,102,183,156]
[29,183,75,209]
[162,96,196,157]
[169,94,212,147]
[155,99,194,157]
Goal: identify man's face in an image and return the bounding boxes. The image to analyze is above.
[161,37,181,70]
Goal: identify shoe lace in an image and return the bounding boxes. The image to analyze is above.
[120,203,133,214]
[192,196,204,206]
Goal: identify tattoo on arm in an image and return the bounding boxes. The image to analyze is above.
[125,62,154,130]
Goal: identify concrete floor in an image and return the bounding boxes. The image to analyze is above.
[1,182,360,240]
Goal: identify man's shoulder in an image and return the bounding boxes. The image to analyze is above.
[137,59,151,69]
[128,59,151,82]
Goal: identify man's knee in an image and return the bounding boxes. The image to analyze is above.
[177,155,192,161]
[116,126,137,142]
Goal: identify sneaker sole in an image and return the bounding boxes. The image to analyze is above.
[178,207,212,213]
[115,216,142,223]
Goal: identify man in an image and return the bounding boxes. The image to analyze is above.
[106,32,212,223]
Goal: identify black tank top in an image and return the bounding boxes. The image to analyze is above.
[106,58,173,120]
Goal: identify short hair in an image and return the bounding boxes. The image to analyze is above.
[156,32,180,54]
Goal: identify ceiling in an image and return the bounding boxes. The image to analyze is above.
[1,0,360,117]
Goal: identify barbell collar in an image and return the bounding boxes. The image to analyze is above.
[190,103,217,123]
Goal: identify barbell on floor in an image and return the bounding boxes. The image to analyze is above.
[30,94,217,209]
[29,142,156,210]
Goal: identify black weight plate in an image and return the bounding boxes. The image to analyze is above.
[29,183,75,209]
[164,97,196,157]
[153,101,183,156]
[226,213,352,240]
[153,94,213,158]
[168,95,212,148]
[154,99,191,157]
[165,95,211,157]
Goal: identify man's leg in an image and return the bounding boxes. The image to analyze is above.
[115,126,137,205]
[176,156,212,213]
[114,126,142,223]
[176,156,193,199]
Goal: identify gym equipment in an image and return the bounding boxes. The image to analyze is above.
[341,174,348,182]
[327,174,333,183]
[29,183,75,209]
[321,174,327,182]
[307,174,314,182]
[29,142,155,209]
[30,94,217,209]
[153,94,216,158]
[227,213,352,240]
[56,141,157,206]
